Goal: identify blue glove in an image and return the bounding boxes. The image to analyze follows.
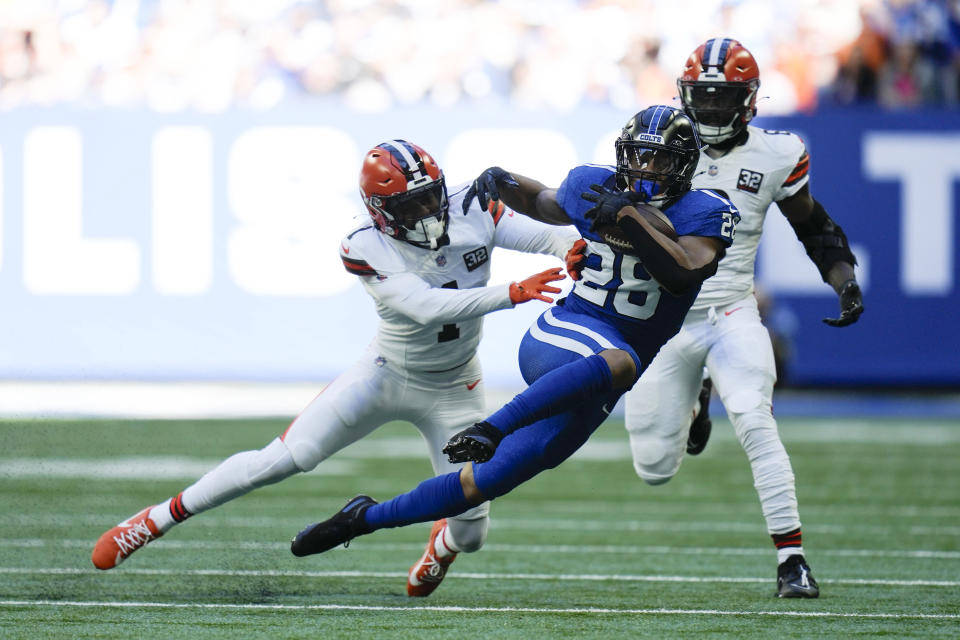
[581,184,642,232]
[463,167,519,215]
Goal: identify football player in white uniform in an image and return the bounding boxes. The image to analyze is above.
[91,139,581,598]
[621,39,864,598]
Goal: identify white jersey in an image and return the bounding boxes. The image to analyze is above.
[690,126,810,310]
[339,182,580,372]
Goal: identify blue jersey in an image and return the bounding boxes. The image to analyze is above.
[554,164,739,368]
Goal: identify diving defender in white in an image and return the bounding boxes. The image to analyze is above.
[92,140,580,598]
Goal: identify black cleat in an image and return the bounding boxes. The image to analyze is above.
[686,378,713,456]
[776,554,820,598]
[291,495,377,557]
[443,421,503,463]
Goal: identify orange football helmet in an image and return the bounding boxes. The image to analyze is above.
[678,38,760,145]
[359,140,449,250]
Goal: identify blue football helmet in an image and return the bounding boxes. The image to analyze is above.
[615,105,702,208]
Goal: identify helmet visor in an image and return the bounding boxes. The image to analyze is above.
[616,141,691,200]
[679,82,754,127]
[381,178,449,230]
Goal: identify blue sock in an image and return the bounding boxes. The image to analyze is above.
[486,354,613,437]
[364,471,474,531]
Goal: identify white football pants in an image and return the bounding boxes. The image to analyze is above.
[624,295,800,535]
[181,345,490,551]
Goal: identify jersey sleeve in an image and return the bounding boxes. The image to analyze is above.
[361,272,513,325]
[670,190,740,248]
[341,222,514,325]
[493,210,581,260]
[772,134,810,201]
[340,225,384,277]
[339,223,408,279]
[556,164,619,238]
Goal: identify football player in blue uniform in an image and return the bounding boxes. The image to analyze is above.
[289,106,740,569]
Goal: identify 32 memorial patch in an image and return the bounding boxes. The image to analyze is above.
[463,246,489,271]
[737,169,764,193]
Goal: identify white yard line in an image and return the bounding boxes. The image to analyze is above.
[1,537,958,559]
[0,457,354,479]
[5,511,959,533]
[0,599,956,620]
[1,566,957,588]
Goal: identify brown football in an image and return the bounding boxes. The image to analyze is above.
[595,203,678,255]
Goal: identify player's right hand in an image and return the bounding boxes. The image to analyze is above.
[509,267,565,304]
[823,279,864,327]
[463,167,519,215]
[443,422,504,463]
[564,239,587,281]
[581,184,642,232]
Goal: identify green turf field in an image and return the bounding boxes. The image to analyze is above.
[1,416,958,638]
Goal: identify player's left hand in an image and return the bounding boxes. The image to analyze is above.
[564,239,587,281]
[509,267,565,304]
[823,279,864,327]
[581,184,641,232]
[463,166,519,215]
[443,422,504,463]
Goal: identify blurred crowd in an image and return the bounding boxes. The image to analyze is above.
[830,0,960,107]
[0,0,957,113]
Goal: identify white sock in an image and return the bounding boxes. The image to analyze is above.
[778,546,804,564]
[148,499,176,534]
[433,525,459,559]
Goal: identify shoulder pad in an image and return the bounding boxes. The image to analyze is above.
[339,226,378,277]
[446,182,473,217]
[748,126,809,189]
[341,223,412,278]
[750,127,807,161]
[557,164,616,208]
[684,188,736,212]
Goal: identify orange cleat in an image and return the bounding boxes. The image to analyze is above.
[91,506,162,570]
[406,519,457,597]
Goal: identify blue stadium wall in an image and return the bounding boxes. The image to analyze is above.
[0,105,956,387]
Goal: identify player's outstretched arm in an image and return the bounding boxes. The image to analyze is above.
[778,185,863,326]
[465,167,571,226]
[491,204,582,261]
[366,266,565,327]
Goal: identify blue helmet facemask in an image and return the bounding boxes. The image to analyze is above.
[632,178,662,202]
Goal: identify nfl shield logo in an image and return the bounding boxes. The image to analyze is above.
[708,164,719,176]
[436,255,447,267]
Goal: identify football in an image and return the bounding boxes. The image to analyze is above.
[595,203,678,255]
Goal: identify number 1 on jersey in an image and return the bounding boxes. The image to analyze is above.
[438,280,461,343]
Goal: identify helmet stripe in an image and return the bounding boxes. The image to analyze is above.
[379,140,426,181]
[716,38,733,66]
[648,105,669,134]
[704,37,732,69]
[704,38,719,67]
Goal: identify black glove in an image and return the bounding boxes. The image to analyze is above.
[462,167,519,215]
[823,279,864,327]
[442,422,504,463]
[581,184,642,232]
